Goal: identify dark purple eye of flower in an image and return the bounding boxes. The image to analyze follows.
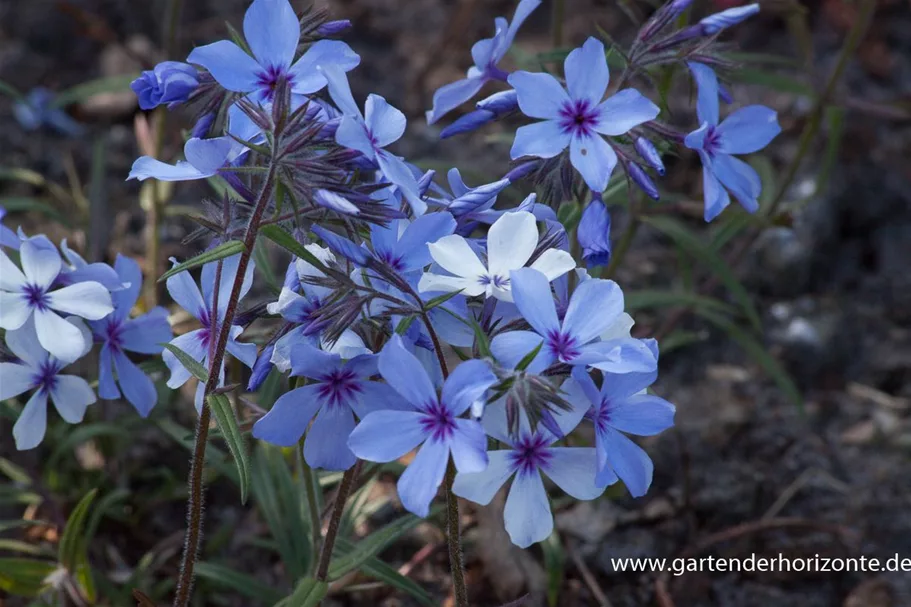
[317,368,363,408]
[419,401,456,442]
[592,399,612,432]
[23,283,49,311]
[256,65,293,102]
[32,360,61,393]
[702,125,723,156]
[546,330,580,362]
[376,250,405,272]
[104,317,124,349]
[558,100,600,138]
[509,432,553,476]
[478,274,509,289]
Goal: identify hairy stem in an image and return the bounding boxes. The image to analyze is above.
[316,465,359,582]
[444,462,468,607]
[172,164,277,607]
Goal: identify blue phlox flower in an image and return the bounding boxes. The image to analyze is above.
[0,239,113,362]
[253,343,405,470]
[13,88,85,137]
[347,335,496,516]
[131,61,199,110]
[162,254,257,412]
[128,136,236,183]
[684,61,781,221]
[508,37,660,192]
[566,366,675,496]
[89,256,172,417]
[55,239,127,291]
[426,0,541,124]
[186,0,359,102]
[0,206,19,250]
[576,197,612,268]
[452,391,602,548]
[2,316,96,450]
[320,65,426,216]
[490,268,657,374]
[418,210,575,302]
[369,211,457,275]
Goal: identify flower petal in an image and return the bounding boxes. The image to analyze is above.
[717,105,781,155]
[528,248,576,282]
[442,359,497,416]
[509,267,560,336]
[375,151,427,216]
[487,211,537,276]
[304,405,357,470]
[112,350,157,417]
[97,344,120,400]
[184,137,234,175]
[20,239,61,288]
[713,154,761,214]
[49,375,95,423]
[543,447,604,500]
[46,282,113,320]
[0,363,35,400]
[289,40,360,95]
[187,40,261,93]
[562,278,623,345]
[687,62,719,126]
[350,381,411,419]
[504,470,552,548]
[599,426,653,497]
[418,273,483,296]
[347,410,427,462]
[593,89,660,137]
[378,335,438,409]
[0,248,26,290]
[510,120,570,160]
[252,384,324,446]
[0,291,31,330]
[395,212,457,272]
[452,450,515,505]
[570,133,616,193]
[34,309,89,363]
[490,330,551,374]
[577,338,658,374]
[119,308,171,354]
[5,318,46,367]
[127,157,209,182]
[397,438,449,517]
[425,77,487,125]
[162,330,207,389]
[701,156,731,221]
[365,94,406,148]
[564,37,608,105]
[320,64,361,117]
[507,71,569,120]
[450,418,489,473]
[335,116,375,158]
[243,0,299,70]
[13,390,47,450]
[426,234,486,280]
[608,395,675,437]
[165,265,205,320]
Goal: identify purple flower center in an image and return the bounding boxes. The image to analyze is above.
[478,273,509,289]
[375,250,405,272]
[702,125,722,157]
[23,283,49,311]
[546,329,580,362]
[419,400,456,442]
[256,65,293,102]
[316,368,363,409]
[103,317,124,350]
[509,432,553,476]
[591,399,613,433]
[197,309,214,349]
[559,99,600,139]
[32,360,61,394]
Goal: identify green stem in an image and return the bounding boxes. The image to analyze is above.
[301,458,323,569]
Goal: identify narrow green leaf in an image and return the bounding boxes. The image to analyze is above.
[253,238,281,295]
[225,21,253,55]
[159,240,245,282]
[643,216,762,331]
[541,532,565,607]
[0,520,51,534]
[515,340,544,372]
[275,577,328,607]
[260,225,331,275]
[51,74,141,108]
[208,394,251,503]
[58,489,97,570]
[335,539,435,606]
[195,562,283,604]
[394,315,416,336]
[160,344,209,383]
[695,308,802,408]
[468,317,493,358]
[0,557,56,596]
[327,513,423,580]
[422,289,462,312]
[624,290,737,316]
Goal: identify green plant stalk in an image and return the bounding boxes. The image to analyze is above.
[301,458,323,569]
[315,466,358,582]
[172,162,277,607]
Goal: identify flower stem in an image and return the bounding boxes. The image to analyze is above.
[316,465,359,582]
[301,457,323,569]
[445,461,469,607]
[172,163,277,607]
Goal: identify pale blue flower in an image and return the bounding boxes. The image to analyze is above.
[13,88,85,137]
[128,137,235,182]
[1,317,95,450]
[0,206,19,250]
[508,37,659,192]
[348,336,496,517]
[131,61,199,110]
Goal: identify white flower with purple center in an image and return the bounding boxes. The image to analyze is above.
[0,239,113,362]
[507,37,660,192]
[452,393,602,548]
[161,254,257,412]
[490,268,657,374]
[417,211,575,302]
[347,335,496,517]
[253,343,405,470]
[1,317,96,450]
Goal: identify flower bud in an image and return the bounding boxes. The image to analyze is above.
[247,345,275,392]
[130,61,199,110]
[476,89,519,115]
[699,4,760,35]
[317,19,352,37]
[628,162,660,200]
[635,137,665,175]
[440,109,495,139]
[576,197,612,268]
[504,160,540,182]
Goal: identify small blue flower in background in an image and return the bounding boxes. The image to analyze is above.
[186,0,359,102]
[0,206,20,250]
[490,268,656,374]
[131,61,199,110]
[90,256,172,418]
[320,66,426,216]
[576,197,612,268]
[426,0,541,124]
[1,317,96,450]
[162,254,257,412]
[348,336,496,517]
[567,366,675,496]
[418,211,574,302]
[684,61,781,221]
[508,37,660,192]
[128,137,235,182]
[12,88,85,137]
[0,240,113,362]
[253,344,404,470]
[452,393,602,548]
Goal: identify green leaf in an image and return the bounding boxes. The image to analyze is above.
[195,562,283,604]
[710,208,755,251]
[275,577,328,607]
[422,289,463,312]
[541,532,565,607]
[643,216,762,332]
[160,343,209,383]
[624,290,737,316]
[47,423,132,469]
[58,489,97,570]
[207,394,251,504]
[0,557,56,596]
[327,513,423,580]
[695,308,802,408]
[260,225,330,275]
[158,240,245,282]
[335,538,435,606]
[394,315,416,336]
[51,74,141,108]
[468,317,493,358]
[515,340,544,372]
[253,238,281,295]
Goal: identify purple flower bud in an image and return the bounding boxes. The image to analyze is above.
[317,19,352,37]
[316,117,341,140]
[628,163,660,200]
[504,160,540,182]
[247,345,275,392]
[476,89,519,115]
[576,198,612,268]
[635,137,665,175]
[699,4,760,35]
[417,170,437,197]
[440,109,495,139]
[191,112,215,139]
[316,189,360,215]
[130,61,199,110]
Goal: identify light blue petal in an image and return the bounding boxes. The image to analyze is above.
[507,71,569,120]
[687,61,719,126]
[243,0,299,69]
[49,375,95,423]
[510,119,571,161]
[490,330,551,374]
[717,105,781,154]
[376,151,427,216]
[0,362,35,401]
[128,157,209,182]
[570,133,617,192]
[0,291,30,331]
[111,255,142,320]
[113,349,157,417]
[600,426,653,497]
[162,330,207,389]
[504,470,552,548]
[187,40,261,93]
[289,342,342,379]
[450,418,489,473]
[684,122,710,151]
[13,390,47,450]
[599,368,657,402]
[4,317,46,368]
[365,94,406,148]
[350,381,412,419]
[304,405,357,470]
[397,437,449,517]
[593,89,660,137]
[97,344,120,400]
[441,359,496,416]
[561,278,624,345]
[226,334,257,368]
[165,262,206,319]
[452,450,515,505]
[289,40,360,95]
[425,77,487,125]
[252,384,324,446]
[607,395,675,437]
[564,37,608,105]
[184,137,233,175]
[713,154,761,213]
[500,0,542,57]
[378,335,437,409]
[335,116,376,159]
[33,309,90,363]
[543,447,603,500]
[320,64,361,118]
[395,212,457,271]
[202,252,254,316]
[509,268,560,336]
[348,409,427,462]
[46,282,113,320]
[564,369,601,412]
[119,308,171,354]
[701,156,731,221]
[576,338,658,374]
[20,238,61,288]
